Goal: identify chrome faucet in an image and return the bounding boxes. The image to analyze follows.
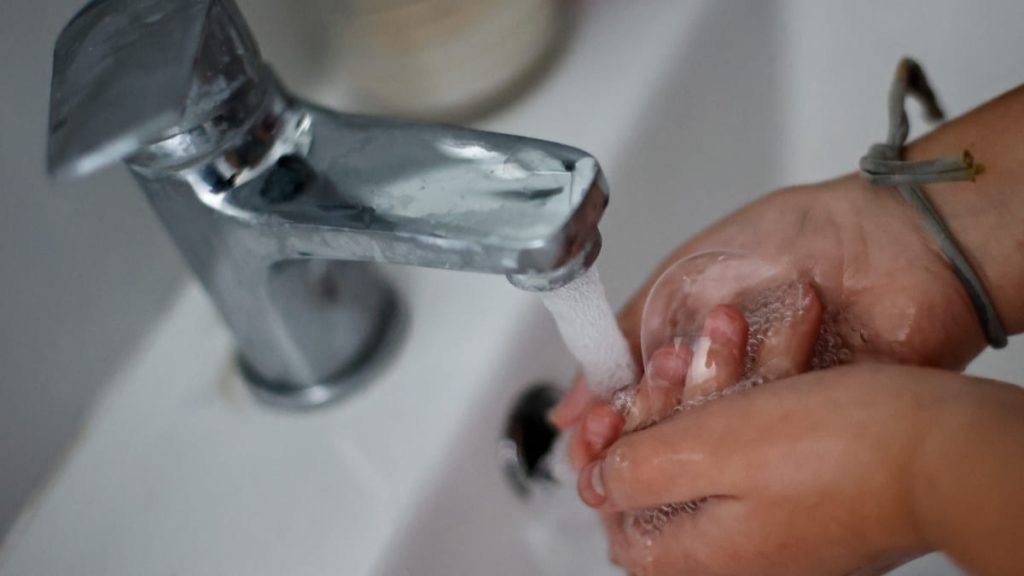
[48,0,609,408]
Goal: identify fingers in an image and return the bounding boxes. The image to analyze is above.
[548,373,594,432]
[568,345,692,471]
[620,346,693,434]
[575,430,692,511]
[576,290,820,506]
[753,281,823,382]
[563,340,693,470]
[568,402,625,471]
[576,388,757,512]
[683,305,749,401]
[571,305,746,475]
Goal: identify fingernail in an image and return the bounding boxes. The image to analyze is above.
[578,460,607,507]
[703,308,733,342]
[704,303,745,342]
[589,461,605,497]
[582,407,625,460]
[584,412,608,447]
[611,387,637,418]
[689,336,714,385]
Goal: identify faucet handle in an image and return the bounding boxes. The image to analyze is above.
[48,0,264,178]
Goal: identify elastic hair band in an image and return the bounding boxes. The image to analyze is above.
[860,58,1007,349]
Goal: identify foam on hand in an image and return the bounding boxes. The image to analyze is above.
[539,267,638,397]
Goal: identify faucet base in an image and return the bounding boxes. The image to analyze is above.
[238,284,407,410]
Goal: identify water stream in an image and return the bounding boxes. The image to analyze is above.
[537,267,638,397]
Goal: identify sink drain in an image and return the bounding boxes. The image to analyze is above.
[500,384,562,498]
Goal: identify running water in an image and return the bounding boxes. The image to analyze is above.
[517,269,637,572]
[538,267,638,397]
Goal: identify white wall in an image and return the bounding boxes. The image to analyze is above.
[0,0,186,535]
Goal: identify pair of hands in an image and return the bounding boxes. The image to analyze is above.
[549,175,1010,575]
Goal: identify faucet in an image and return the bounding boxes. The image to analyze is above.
[47,0,609,409]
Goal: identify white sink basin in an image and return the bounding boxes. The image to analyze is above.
[3,1,1022,575]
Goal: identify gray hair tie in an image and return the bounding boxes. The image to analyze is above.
[860,58,1007,349]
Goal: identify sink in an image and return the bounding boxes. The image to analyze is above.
[3,1,1022,575]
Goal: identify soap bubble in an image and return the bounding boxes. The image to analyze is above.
[640,250,795,372]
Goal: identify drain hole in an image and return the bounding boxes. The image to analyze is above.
[501,384,562,497]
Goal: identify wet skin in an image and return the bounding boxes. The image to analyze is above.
[550,84,1024,575]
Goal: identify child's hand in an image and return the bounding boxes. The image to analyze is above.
[576,365,972,576]
[550,175,990,434]
[563,282,824,573]
[564,282,823,472]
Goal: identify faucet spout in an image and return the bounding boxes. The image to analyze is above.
[302,110,608,279]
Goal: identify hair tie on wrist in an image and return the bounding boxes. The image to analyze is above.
[859,58,1007,349]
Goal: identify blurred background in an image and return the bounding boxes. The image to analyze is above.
[0,0,184,533]
[0,2,1022,571]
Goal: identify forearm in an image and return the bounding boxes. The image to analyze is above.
[906,84,1024,336]
[914,374,1024,575]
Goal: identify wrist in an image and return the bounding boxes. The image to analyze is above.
[911,177,1024,339]
[818,175,988,366]
[907,373,976,550]
[911,374,1024,571]
[905,93,1024,338]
